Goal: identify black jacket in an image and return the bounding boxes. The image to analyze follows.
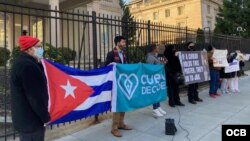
[164,47,182,75]
[105,48,127,65]
[10,53,50,133]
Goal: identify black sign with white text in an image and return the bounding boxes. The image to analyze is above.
[178,51,210,85]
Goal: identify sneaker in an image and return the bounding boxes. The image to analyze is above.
[153,109,163,117]
[214,93,221,96]
[235,90,240,93]
[231,90,236,93]
[209,94,216,98]
[221,90,226,94]
[158,107,166,115]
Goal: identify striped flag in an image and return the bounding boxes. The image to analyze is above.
[42,59,113,124]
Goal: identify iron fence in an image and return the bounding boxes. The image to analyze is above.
[0,2,250,140]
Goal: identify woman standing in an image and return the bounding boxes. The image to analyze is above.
[220,54,233,94]
[186,42,203,104]
[230,52,241,93]
[146,44,167,117]
[164,45,185,107]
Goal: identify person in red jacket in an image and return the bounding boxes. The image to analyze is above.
[10,36,50,141]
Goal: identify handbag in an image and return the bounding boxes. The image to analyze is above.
[173,72,185,85]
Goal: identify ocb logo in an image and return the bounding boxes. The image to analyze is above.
[226,129,246,136]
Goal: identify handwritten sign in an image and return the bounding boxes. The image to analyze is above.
[213,50,229,67]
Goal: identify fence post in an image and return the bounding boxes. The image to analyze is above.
[209,29,212,45]
[147,20,151,45]
[185,26,188,43]
[3,11,7,141]
[92,11,98,69]
[125,20,130,63]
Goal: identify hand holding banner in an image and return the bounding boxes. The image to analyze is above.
[112,63,167,112]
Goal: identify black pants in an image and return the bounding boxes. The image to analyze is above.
[19,127,45,141]
[188,83,199,102]
[168,76,181,106]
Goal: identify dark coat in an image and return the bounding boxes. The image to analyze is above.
[10,53,50,133]
[105,48,127,65]
[164,47,182,75]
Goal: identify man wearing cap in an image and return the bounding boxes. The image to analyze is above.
[10,36,50,141]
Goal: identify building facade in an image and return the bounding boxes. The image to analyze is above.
[0,0,122,64]
[128,0,222,30]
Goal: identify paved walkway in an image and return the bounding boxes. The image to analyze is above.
[55,74,250,141]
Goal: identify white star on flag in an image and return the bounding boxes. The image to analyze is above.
[61,80,77,99]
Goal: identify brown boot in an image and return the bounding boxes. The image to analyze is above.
[111,129,122,137]
[118,124,132,130]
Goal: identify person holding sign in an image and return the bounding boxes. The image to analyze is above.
[186,42,203,104]
[220,54,234,94]
[146,44,167,118]
[105,36,132,137]
[164,45,185,107]
[207,45,222,98]
[229,52,241,93]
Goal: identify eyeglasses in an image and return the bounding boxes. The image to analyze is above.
[33,45,42,48]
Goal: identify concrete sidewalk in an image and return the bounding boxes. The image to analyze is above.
[55,75,250,141]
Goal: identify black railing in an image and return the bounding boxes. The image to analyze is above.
[0,2,250,140]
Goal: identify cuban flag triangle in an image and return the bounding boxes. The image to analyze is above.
[42,59,113,124]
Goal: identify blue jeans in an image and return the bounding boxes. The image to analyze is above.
[153,103,160,109]
[209,69,220,94]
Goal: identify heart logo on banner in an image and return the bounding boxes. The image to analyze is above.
[118,74,139,100]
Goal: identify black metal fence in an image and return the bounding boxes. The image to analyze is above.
[1,2,250,140]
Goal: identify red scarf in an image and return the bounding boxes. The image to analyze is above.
[113,47,127,64]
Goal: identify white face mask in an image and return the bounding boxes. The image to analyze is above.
[34,47,44,59]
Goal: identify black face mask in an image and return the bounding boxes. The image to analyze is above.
[189,46,195,50]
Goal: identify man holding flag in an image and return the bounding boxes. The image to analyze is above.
[106,36,132,137]
[10,36,50,141]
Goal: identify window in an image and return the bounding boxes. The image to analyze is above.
[207,20,212,28]
[207,5,211,14]
[32,19,43,42]
[178,6,185,15]
[0,14,9,48]
[101,20,109,46]
[153,12,159,20]
[177,22,185,27]
[165,9,170,17]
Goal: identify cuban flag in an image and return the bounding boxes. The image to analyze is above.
[41,59,113,124]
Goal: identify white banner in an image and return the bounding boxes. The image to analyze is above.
[213,49,229,67]
[224,60,240,73]
[243,54,250,61]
